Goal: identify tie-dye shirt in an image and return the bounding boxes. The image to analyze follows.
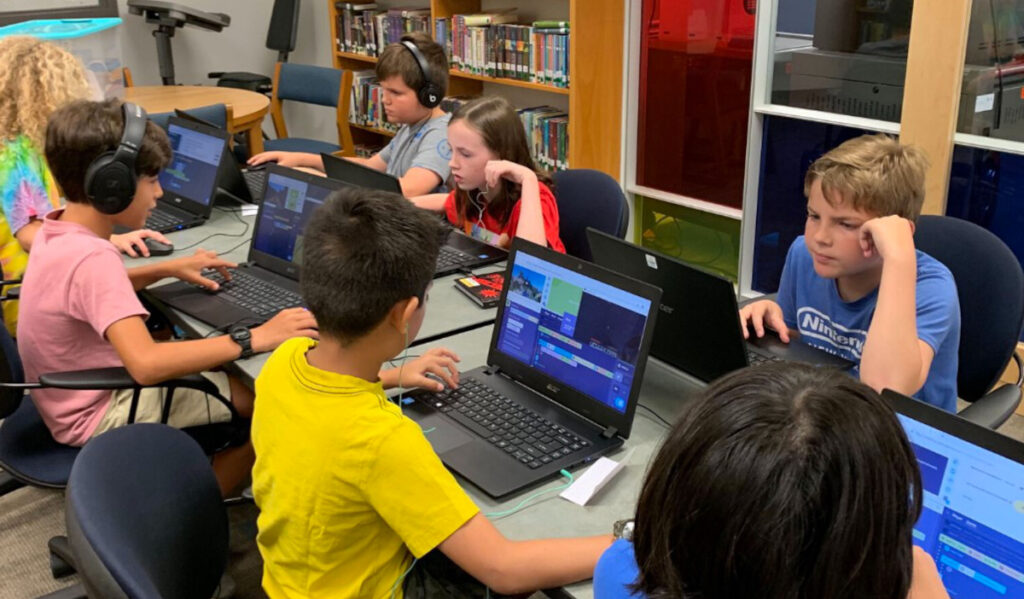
[0,135,62,335]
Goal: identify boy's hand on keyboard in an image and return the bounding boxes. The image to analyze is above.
[111,228,171,258]
[169,249,237,290]
[251,307,319,353]
[385,347,461,391]
[738,299,790,343]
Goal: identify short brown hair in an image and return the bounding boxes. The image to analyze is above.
[375,32,449,102]
[804,134,929,221]
[45,99,172,204]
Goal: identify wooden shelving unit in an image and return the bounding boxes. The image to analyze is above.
[329,0,623,177]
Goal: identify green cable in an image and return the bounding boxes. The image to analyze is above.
[484,470,574,519]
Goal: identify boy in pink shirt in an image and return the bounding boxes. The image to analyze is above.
[17,99,318,495]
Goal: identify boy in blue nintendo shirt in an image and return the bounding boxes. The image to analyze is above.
[740,134,960,412]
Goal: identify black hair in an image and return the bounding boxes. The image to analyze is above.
[300,186,447,343]
[632,362,922,599]
[44,98,171,204]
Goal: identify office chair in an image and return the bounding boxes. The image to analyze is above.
[208,0,301,94]
[58,424,228,599]
[552,169,630,260]
[265,61,356,156]
[913,214,1024,429]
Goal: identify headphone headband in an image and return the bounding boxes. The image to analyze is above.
[400,37,443,109]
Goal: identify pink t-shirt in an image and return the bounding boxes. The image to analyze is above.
[17,210,147,446]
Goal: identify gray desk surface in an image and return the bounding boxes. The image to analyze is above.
[126,207,499,387]
[407,325,707,598]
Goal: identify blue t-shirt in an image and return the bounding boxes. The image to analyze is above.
[594,539,644,599]
[777,236,960,412]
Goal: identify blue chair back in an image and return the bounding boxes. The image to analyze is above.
[913,215,1024,401]
[552,169,629,260]
[66,424,227,599]
[277,62,342,107]
[149,103,229,131]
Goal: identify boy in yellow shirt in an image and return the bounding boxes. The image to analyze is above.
[251,187,612,598]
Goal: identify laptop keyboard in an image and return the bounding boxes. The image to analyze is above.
[204,269,304,318]
[243,169,266,199]
[146,209,190,232]
[746,350,783,366]
[436,245,474,272]
[415,377,590,469]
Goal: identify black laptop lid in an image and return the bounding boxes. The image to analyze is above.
[321,152,403,193]
[587,228,748,382]
[883,390,1024,598]
[487,239,661,439]
[247,165,345,280]
[159,117,229,217]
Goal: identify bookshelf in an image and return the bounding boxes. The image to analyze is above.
[329,0,624,177]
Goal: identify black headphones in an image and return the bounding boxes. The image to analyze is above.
[85,102,148,215]
[400,36,443,109]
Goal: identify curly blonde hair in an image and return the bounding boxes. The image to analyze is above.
[0,36,93,150]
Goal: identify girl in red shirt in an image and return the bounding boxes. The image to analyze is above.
[413,96,565,252]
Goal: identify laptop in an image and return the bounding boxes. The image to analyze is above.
[320,152,508,277]
[145,116,225,233]
[147,164,345,330]
[883,390,1024,598]
[587,228,853,382]
[172,109,266,203]
[404,238,662,498]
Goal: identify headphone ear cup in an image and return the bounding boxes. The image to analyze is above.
[419,83,443,109]
[85,153,136,215]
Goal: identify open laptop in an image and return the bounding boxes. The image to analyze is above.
[145,116,226,233]
[172,109,266,203]
[147,164,345,330]
[883,390,1024,598]
[404,239,662,498]
[320,152,507,277]
[587,228,853,382]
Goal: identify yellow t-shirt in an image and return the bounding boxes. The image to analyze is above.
[252,337,480,599]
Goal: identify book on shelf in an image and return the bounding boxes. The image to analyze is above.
[443,15,570,88]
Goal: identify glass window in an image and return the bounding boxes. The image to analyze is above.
[770,0,914,123]
[639,197,741,281]
[956,1,1024,140]
[751,115,871,293]
[635,0,756,209]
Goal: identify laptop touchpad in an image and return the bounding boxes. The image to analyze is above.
[417,414,475,454]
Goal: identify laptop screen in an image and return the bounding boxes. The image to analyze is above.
[495,249,653,415]
[159,121,225,207]
[898,411,1024,597]
[251,170,342,266]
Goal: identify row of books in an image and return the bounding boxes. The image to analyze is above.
[348,70,400,134]
[437,13,571,88]
[518,106,569,171]
[335,3,429,57]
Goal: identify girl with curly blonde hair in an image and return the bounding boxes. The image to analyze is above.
[0,36,168,335]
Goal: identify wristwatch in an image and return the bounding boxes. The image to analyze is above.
[613,519,635,541]
[229,325,253,359]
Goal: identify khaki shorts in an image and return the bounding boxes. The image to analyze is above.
[92,371,234,437]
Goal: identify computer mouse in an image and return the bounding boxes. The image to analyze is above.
[143,238,174,256]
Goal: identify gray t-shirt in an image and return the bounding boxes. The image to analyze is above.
[379,113,452,191]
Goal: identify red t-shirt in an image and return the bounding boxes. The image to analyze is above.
[443,181,565,253]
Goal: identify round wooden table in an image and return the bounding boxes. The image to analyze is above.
[124,85,270,154]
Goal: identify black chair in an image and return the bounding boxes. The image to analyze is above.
[913,214,1024,429]
[209,0,301,94]
[62,424,228,599]
[551,169,630,261]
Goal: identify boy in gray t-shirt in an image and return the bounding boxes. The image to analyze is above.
[247,32,452,197]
